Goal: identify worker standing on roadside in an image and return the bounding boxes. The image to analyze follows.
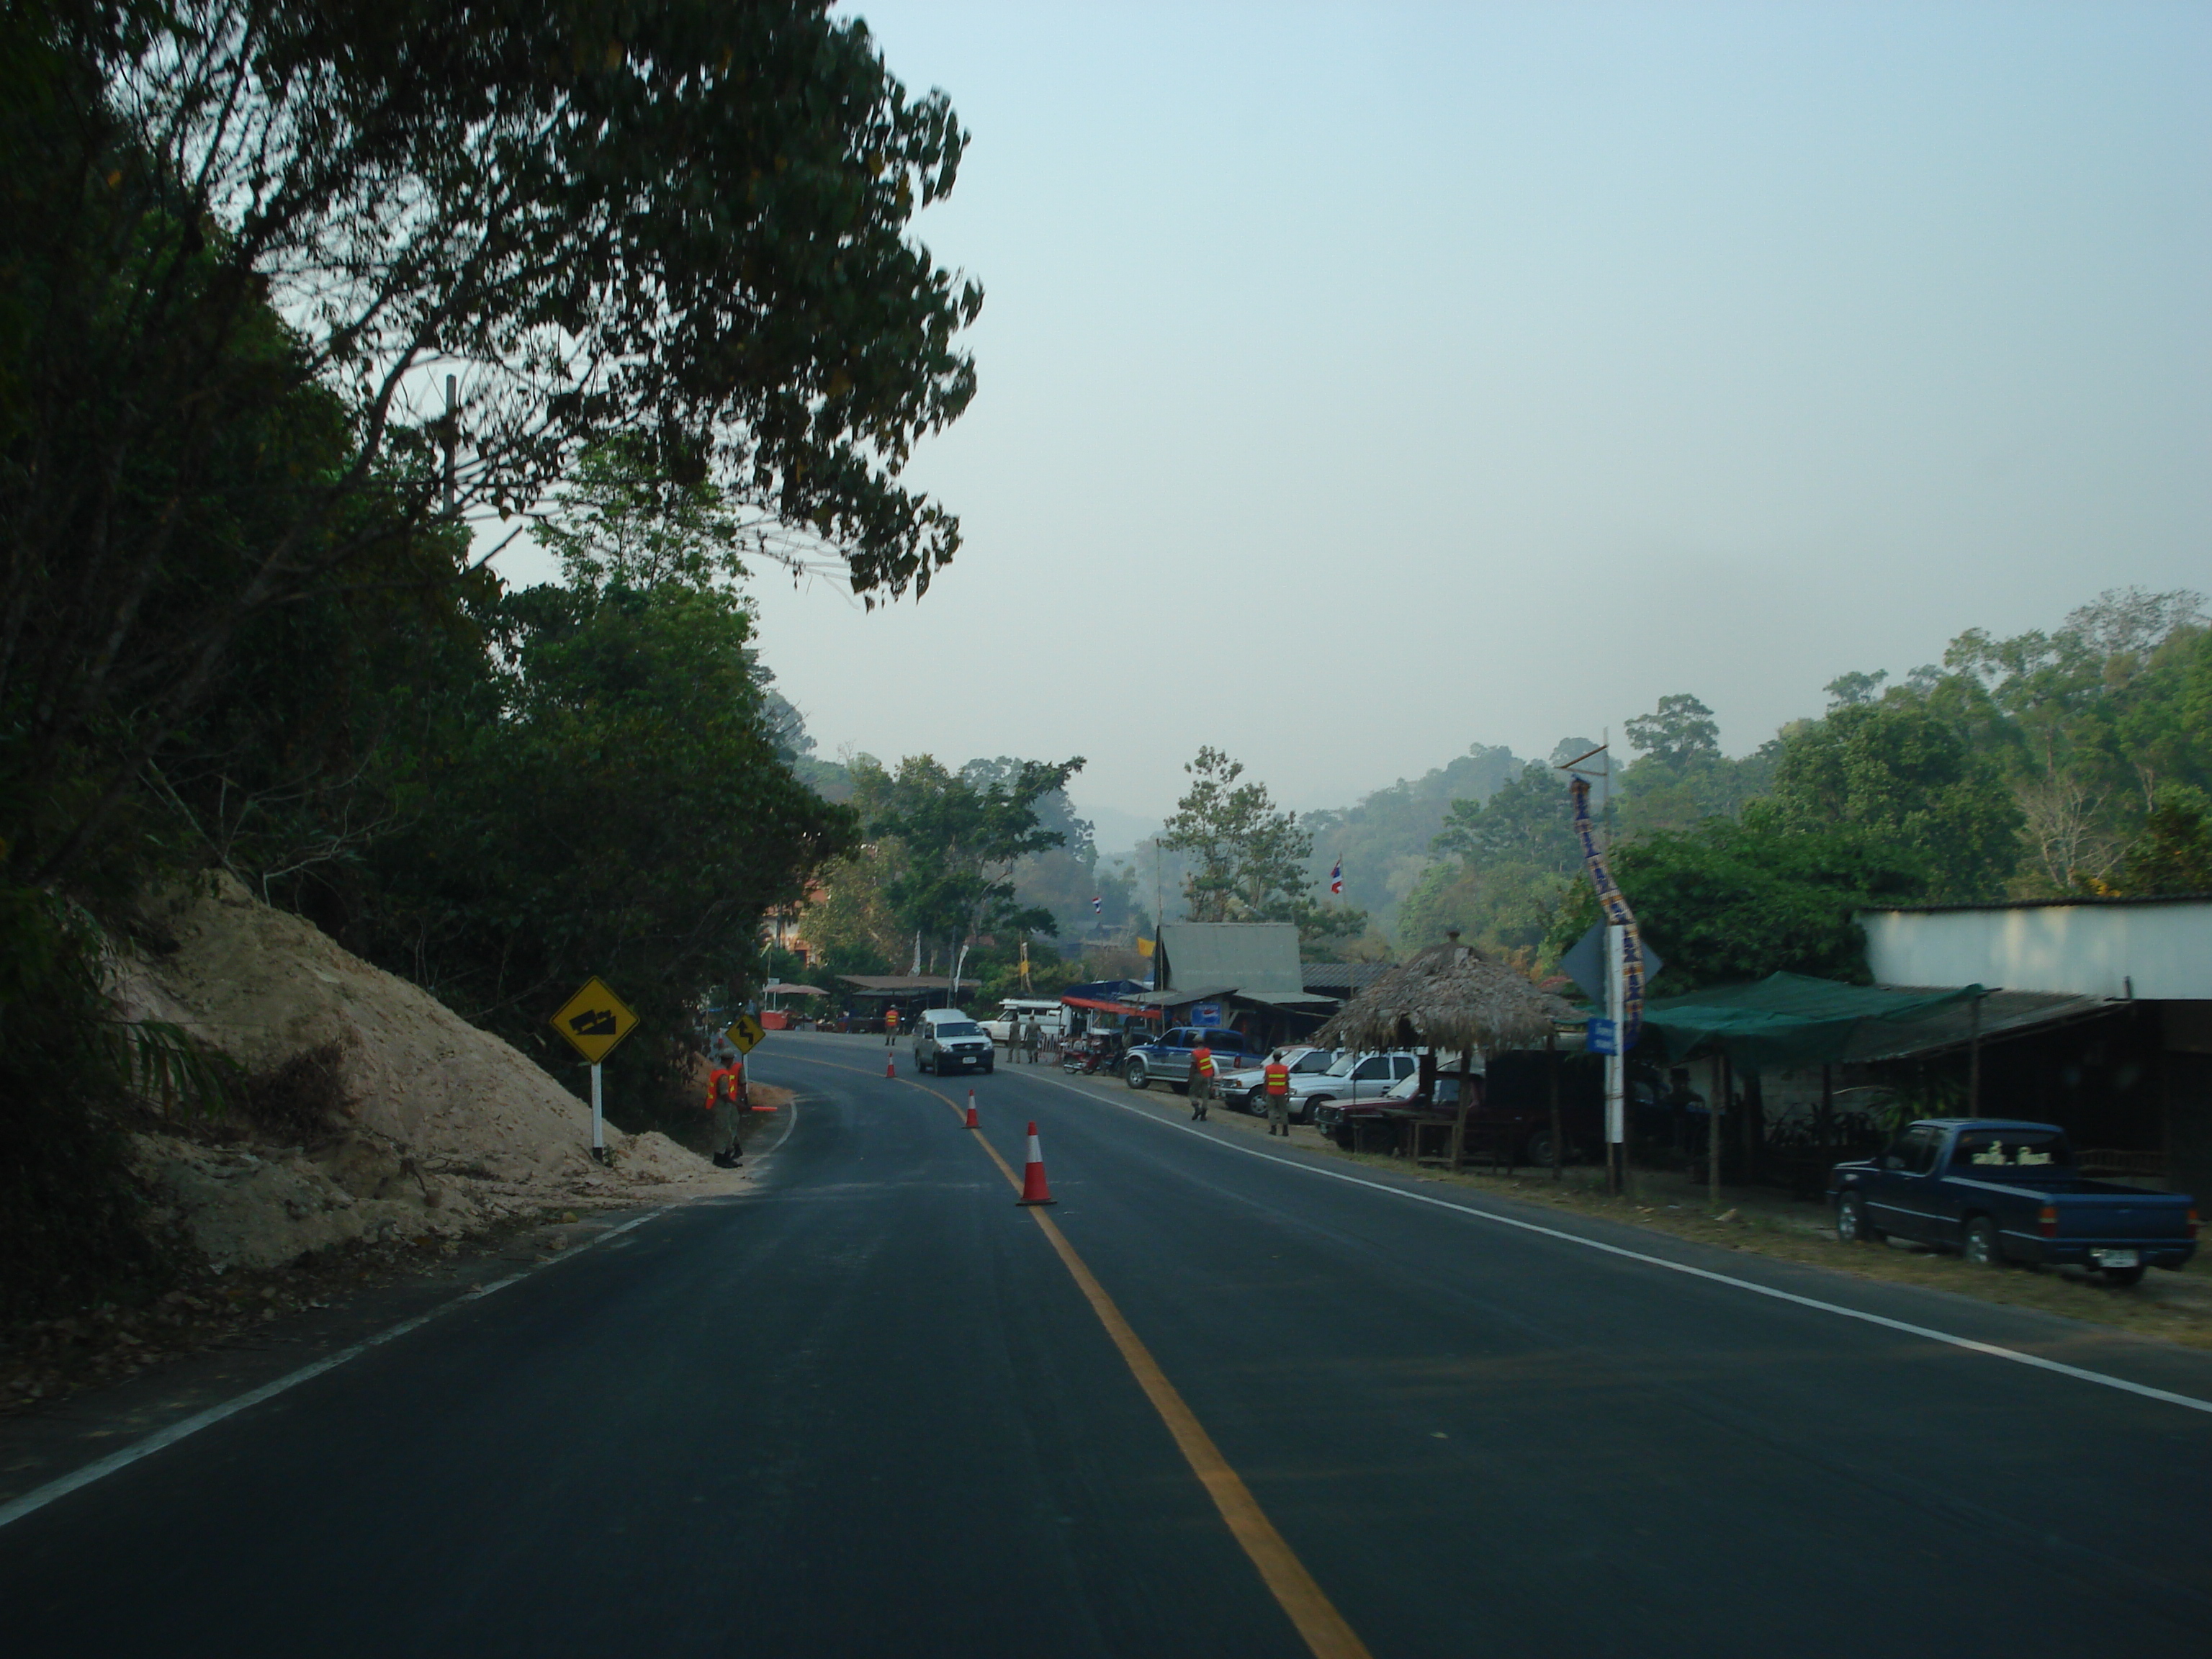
[1023,1017,1043,1065]
[705,1056,746,1169]
[1264,1049,1292,1136]
[1189,1038,1215,1121]
[884,1005,900,1046]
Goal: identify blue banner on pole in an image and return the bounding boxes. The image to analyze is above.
[1587,1017,1619,1056]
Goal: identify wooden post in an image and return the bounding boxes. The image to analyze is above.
[1547,1031,1563,1182]
[1818,1061,1833,1178]
[1449,1048,1472,1168]
[1966,992,1984,1118]
[1712,1051,1729,1212]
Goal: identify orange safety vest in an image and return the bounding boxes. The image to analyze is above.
[1264,1061,1290,1094]
[706,1062,744,1107]
[1192,1046,1215,1077]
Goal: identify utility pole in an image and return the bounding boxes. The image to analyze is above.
[441,373,457,513]
[1606,920,1626,1197]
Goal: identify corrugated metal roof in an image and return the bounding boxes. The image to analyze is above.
[1302,962,1395,992]
[1158,922,1304,997]
[1848,989,2117,1060]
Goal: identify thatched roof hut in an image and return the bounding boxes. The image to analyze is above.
[1312,933,1576,1057]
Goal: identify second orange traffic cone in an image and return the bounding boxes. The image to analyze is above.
[965,1090,979,1130]
[1015,1120,1055,1206]
[885,1053,895,1079]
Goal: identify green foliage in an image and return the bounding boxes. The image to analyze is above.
[1161,747,1365,945]
[2117,785,2212,895]
[1766,701,2022,900]
[349,575,855,1112]
[4,0,982,888]
[850,752,1085,974]
[1298,743,1525,927]
[1547,817,1930,994]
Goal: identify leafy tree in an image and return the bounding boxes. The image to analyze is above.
[350,577,856,1105]
[1547,815,1930,992]
[1624,694,1721,768]
[2116,785,2212,895]
[1161,747,1366,944]
[851,753,1086,984]
[1766,701,2022,900]
[1617,693,1773,835]
[3,0,983,886]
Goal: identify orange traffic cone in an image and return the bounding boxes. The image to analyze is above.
[965,1090,979,1130]
[886,1053,895,1079]
[1015,1120,1055,1206]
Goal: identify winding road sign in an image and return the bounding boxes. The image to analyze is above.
[726,1013,766,1054]
[551,977,639,1064]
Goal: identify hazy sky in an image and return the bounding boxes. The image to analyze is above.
[503,1,2210,839]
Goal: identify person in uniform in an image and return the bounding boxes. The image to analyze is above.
[1264,1049,1292,1136]
[884,1005,901,1046]
[1189,1038,1215,1121]
[705,1056,746,1168]
[1023,1017,1043,1065]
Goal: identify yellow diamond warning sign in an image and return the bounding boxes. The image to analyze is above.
[725,1013,766,1055]
[550,976,639,1064]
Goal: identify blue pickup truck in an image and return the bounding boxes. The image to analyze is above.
[1828,1119,2198,1285]
[1123,1027,1264,1094]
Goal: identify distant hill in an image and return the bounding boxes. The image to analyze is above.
[1298,744,1529,935]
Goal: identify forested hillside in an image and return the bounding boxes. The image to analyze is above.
[1419,590,2211,989]
[1,1,979,1311]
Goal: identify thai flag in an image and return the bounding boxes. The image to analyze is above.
[1329,860,1343,896]
[1092,894,1102,914]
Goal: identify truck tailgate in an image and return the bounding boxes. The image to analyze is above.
[2049,1192,2196,1242]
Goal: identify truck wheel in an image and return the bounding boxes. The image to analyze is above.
[1526,1130,1574,1167]
[2104,1264,2146,1287]
[1836,1192,1884,1244]
[1125,1061,1149,1091]
[1964,1215,2003,1267]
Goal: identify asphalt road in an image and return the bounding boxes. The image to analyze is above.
[5,1029,2211,1658]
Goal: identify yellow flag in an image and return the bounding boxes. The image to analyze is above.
[1136,936,1155,958]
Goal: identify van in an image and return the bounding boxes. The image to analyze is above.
[914,1008,996,1075]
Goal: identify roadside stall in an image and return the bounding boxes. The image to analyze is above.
[1310,933,1575,1168]
[1058,992,1162,1075]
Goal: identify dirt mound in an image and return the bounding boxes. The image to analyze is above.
[112,875,741,1269]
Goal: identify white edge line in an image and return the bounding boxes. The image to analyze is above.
[1035,1073,2212,1419]
[0,1208,669,1532]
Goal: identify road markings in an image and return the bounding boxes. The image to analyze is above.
[1041,1073,2212,1419]
[770,1052,1373,1659]
[0,1208,668,1533]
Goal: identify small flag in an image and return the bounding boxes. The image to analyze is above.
[1330,860,1343,896]
[1092,894,1102,915]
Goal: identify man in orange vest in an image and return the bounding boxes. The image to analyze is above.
[1189,1038,1215,1122]
[705,1055,746,1169]
[884,1005,901,1046]
[1263,1049,1292,1136]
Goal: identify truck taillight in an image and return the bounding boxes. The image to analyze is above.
[2190,1209,2202,1240]
[2038,1205,2059,1239]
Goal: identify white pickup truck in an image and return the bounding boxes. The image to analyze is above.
[982,1000,1068,1047]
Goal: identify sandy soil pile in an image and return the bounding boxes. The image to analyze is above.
[112,875,739,1269]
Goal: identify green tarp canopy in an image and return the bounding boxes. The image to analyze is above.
[1638,972,1987,1071]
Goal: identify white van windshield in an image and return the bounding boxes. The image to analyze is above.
[936,1021,983,1038]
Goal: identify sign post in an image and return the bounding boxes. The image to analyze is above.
[550,977,640,1163]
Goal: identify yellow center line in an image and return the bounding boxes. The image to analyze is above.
[766,1052,1374,1659]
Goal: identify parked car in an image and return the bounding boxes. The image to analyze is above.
[914,1009,996,1076]
[1298,1051,1421,1128]
[1828,1119,2198,1285]
[1318,1052,1659,1161]
[1123,1027,1265,1094]
[1216,1046,1338,1115]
